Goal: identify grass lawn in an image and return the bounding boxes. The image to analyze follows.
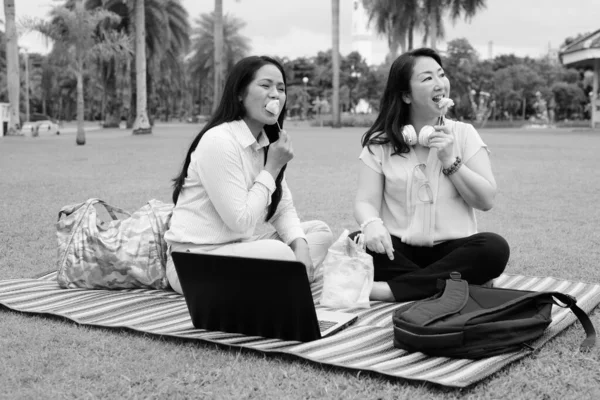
[1,123,599,399]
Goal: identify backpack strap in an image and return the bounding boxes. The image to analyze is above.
[542,292,596,351]
[400,276,469,325]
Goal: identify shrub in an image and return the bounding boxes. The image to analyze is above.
[310,113,378,128]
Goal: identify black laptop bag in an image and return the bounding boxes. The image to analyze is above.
[392,272,596,359]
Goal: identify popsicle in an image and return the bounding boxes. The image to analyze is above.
[265,99,282,131]
[266,99,280,115]
[436,97,454,125]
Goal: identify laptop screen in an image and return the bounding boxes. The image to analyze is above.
[171,252,324,342]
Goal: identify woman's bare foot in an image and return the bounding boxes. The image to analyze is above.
[370,281,395,302]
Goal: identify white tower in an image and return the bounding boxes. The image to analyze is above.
[351,0,373,65]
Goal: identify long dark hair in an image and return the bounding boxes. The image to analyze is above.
[362,48,443,155]
[172,56,288,221]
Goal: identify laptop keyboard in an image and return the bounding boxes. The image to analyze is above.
[318,319,337,332]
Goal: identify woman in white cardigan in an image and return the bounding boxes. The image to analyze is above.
[354,48,509,302]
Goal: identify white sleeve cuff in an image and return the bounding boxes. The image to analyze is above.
[254,170,276,193]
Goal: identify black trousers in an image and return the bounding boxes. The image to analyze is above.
[366,232,510,302]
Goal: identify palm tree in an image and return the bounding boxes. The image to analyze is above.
[67,0,190,128]
[27,1,129,145]
[362,0,403,58]
[187,13,249,115]
[4,0,20,135]
[212,0,223,114]
[422,0,486,50]
[132,0,151,134]
[331,0,341,128]
[422,0,444,50]
[362,0,421,55]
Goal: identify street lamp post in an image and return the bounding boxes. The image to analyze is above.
[302,77,309,120]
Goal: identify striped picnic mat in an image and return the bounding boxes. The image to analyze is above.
[1,272,599,388]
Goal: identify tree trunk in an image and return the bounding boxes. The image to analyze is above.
[398,35,406,55]
[127,56,135,129]
[146,67,154,126]
[132,0,151,134]
[429,13,437,51]
[103,61,121,128]
[408,19,414,50]
[331,0,341,128]
[387,19,399,60]
[76,68,86,145]
[4,0,20,136]
[212,0,224,114]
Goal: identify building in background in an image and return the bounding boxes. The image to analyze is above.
[559,29,600,129]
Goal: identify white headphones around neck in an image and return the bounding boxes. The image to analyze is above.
[402,124,436,147]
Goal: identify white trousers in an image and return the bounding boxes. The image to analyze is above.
[166,220,334,294]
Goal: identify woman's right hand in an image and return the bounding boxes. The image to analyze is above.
[364,221,395,260]
[265,130,294,176]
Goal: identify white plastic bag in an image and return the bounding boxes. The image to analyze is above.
[319,230,374,309]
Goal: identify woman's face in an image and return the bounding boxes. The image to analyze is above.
[407,56,450,119]
[242,64,286,134]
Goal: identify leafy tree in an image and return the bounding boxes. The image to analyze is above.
[285,85,310,119]
[443,38,479,119]
[26,1,129,145]
[424,0,486,49]
[188,12,249,116]
[282,57,315,88]
[341,51,370,111]
[490,54,522,71]
[362,0,420,56]
[493,64,544,118]
[360,64,388,112]
[73,0,190,128]
[363,0,486,57]
[551,82,587,120]
[312,50,333,92]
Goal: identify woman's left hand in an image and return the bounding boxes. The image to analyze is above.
[428,124,456,166]
[295,248,313,269]
[291,239,314,281]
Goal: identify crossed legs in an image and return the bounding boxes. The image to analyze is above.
[166,220,333,294]
[368,232,510,302]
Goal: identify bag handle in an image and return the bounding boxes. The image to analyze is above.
[95,201,130,221]
[58,198,130,222]
[544,292,597,351]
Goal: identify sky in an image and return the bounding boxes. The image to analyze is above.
[3,0,600,64]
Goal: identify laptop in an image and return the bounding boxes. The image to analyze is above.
[171,252,358,342]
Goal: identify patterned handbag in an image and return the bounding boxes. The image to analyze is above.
[56,198,173,290]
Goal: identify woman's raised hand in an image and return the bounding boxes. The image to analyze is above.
[265,130,294,177]
[364,220,395,260]
[428,125,456,166]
